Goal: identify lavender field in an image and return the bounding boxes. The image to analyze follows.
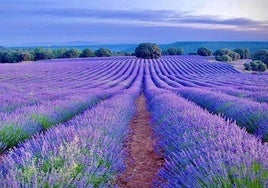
[0,56,268,187]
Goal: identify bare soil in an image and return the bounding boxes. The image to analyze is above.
[116,95,164,188]
[229,59,252,73]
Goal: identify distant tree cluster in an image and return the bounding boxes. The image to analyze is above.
[135,43,162,59]
[195,47,252,62]
[214,48,240,62]
[162,47,184,55]
[244,49,268,72]
[233,48,251,59]
[0,47,133,63]
[244,60,267,72]
[197,47,213,56]
[253,49,268,66]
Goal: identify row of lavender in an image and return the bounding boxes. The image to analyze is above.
[0,58,141,153]
[146,57,268,141]
[0,57,138,113]
[0,60,143,187]
[145,72,268,187]
[150,56,268,102]
[0,92,139,187]
[177,88,268,141]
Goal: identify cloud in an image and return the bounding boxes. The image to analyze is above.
[16,8,266,32]
[1,6,267,45]
[1,6,267,31]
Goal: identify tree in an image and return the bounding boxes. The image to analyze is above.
[229,51,240,61]
[135,43,162,59]
[80,48,95,57]
[214,48,240,62]
[253,49,268,66]
[14,51,34,62]
[33,48,53,61]
[244,60,267,72]
[94,48,112,57]
[220,55,232,62]
[214,48,232,56]
[54,48,68,58]
[0,51,14,63]
[234,48,251,59]
[63,49,81,58]
[197,47,212,56]
[162,47,184,55]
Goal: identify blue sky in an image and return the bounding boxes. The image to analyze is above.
[1,0,267,46]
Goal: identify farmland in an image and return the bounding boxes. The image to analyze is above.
[0,55,268,187]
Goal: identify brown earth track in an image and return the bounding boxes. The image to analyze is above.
[116,94,164,188]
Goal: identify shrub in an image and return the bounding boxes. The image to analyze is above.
[135,43,162,59]
[214,48,240,62]
[33,48,53,61]
[112,51,132,56]
[244,63,251,71]
[234,48,251,59]
[3,52,15,63]
[94,48,112,57]
[197,47,212,56]
[257,62,267,71]
[214,48,232,56]
[229,51,240,61]
[54,48,68,58]
[80,48,95,57]
[253,49,268,66]
[162,47,184,55]
[220,55,233,62]
[244,60,267,72]
[63,49,81,58]
[215,55,221,61]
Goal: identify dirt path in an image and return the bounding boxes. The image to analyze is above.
[116,94,164,188]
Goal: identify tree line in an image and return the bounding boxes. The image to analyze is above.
[0,44,267,72]
[195,47,268,72]
[0,47,132,63]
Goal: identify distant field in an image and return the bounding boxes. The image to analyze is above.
[0,56,267,187]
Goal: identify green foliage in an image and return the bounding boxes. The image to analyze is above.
[112,51,132,56]
[214,48,232,56]
[229,51,240,61]
[31,114,53,130]
[220,55,233,62]
[205,162,268,188]
[135,43,162,59]
[0,124,29,149]
[197,47,212,56]
[80,48,95,57]
[253,49,268,66]
[244,60,267,72]
[214,48,240,62]
[87,174,111,188]
[0,49,34,63]
[162,47,184,55]
[63,49,81,58]
[33,48,53,61]
[244,63,251,71]
[54,48,68,58]
[234,48,251,59]
[94,48,112,57]
[42,157,65,173]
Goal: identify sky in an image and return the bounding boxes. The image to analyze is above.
[1,0,268,46]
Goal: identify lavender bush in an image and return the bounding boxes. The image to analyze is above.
[145,88,268,187]
[177,88,268,141]
[0,92,139,187]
